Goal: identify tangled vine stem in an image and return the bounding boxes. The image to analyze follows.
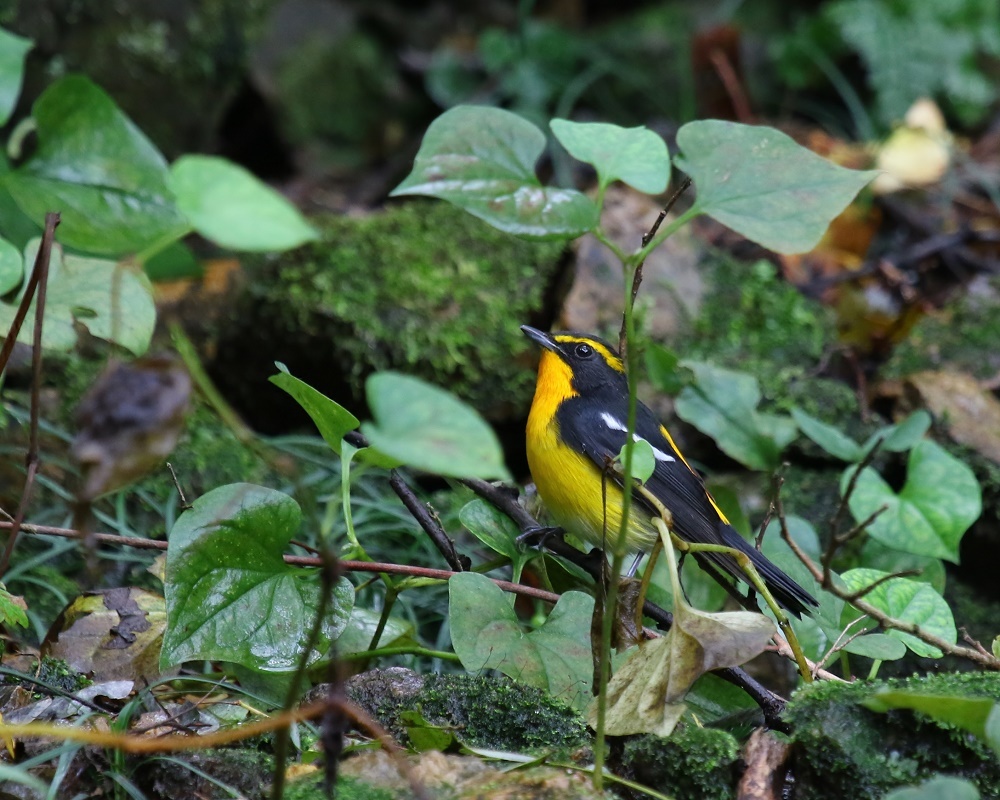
[772,483,1000,671]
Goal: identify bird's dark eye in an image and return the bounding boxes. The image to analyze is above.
[575,343,594,359]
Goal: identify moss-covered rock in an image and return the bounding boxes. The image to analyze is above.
[211,201,567,431]
[786,671,1000,800]
[133,746,274,800]
[344,668,589,753]
[619,722,739,800]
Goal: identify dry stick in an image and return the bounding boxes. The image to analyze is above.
[0,520,562,605]
[388,469,468,572]
[618,177,693,355]
[0,212,60,579]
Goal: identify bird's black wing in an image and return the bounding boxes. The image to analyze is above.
[556,391,817,616]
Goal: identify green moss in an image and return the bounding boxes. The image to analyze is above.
[787,672,1000,800]
[621,722,739,800]
[883,276,1000,381]
[347,670,589,753]
[238,201,566,419]
[133,746,274,799]
[285,775,397,800]
[2,656,91,696]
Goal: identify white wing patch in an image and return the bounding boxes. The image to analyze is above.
[599,412,675,463]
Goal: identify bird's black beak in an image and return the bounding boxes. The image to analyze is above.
[521,325,560,353]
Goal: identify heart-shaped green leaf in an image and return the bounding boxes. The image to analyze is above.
[840,568,955,658]
[675,120,878,254]
[391,105,597,239]
[0,239,155,354]
[4,75,189,255]
[449,572,594,711]
[362,372,510,480]
[550,119,669,193]
[161,483,355,671]
[169,155,318,252]
[844,440,981,562]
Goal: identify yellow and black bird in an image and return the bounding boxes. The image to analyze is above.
[521,325,818,617]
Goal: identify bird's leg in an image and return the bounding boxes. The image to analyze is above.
[515,525,564,548]
[625,552,644,577]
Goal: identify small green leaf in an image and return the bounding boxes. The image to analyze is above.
[675,361,797,471]
[449,572,594,711]
[550,119,670,193]
[863,410,931,454]
[844,440,981,562]
[620,438,656,484]
[675,120,877,254]
[0,27,31,127]
[0,235,22,295]
[336,607,413,655]
[161,483,355,671]
[842,633,906,660]
[865,690,1000,759]
[361,372,510,480]
[3,75,189,256]
[269,363,359,453]
[840,568,956,658]
[0,240,155,354]
[169,155,318,252]
[792,407,864,462]
[0,582,28,629]
[460,499,531,583]
[645,343,685,394]
[881,777,980,800]
[390,105,598,239]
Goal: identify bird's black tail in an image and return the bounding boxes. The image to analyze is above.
[705,522,819,618]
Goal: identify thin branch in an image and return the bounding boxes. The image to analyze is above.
[842,568,922,602]
[618,177,693,354]
[389,470,468,572]
[0,212,59,579]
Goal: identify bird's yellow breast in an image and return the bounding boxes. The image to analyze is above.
[525,352,657,555]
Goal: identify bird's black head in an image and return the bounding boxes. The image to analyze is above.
[521,325,626,394]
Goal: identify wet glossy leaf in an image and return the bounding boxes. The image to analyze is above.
[0,27,31,126]
[169,155,318,251]
[792,407,865,462]
[675,120,877,253]
[675,361,797,471]
[844,440,981,562]
[449,572,593,711]
[0,240,155,354]
[4,76,189,255]
[550,119,669,193]
[840,568,955,657]
[391,105,597,239]
[362,372,510,480]
[162,483,355,672]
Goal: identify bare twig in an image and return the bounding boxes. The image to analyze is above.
[166,462,190,509]
[389,470,468,572]
[618,177,693,355]
[842,569,922,602]
[0,212,59,579]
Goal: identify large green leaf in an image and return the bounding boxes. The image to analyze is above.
[4,75,189,256]
[161,483,355,671]
[169,155,317,252]
[881,776,980,800]
[550,119,669,193]
[0,27,31,126]
[675,361,797,471]
[449,572,594,711]
[0,240,155,354]
[840,568,955,658]
[390,105,597,239]
[361,372,510,480]
[844,440,981,562]
[675,120,877,254]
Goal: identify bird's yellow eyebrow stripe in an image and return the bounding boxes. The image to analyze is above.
[553,335,625,372]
